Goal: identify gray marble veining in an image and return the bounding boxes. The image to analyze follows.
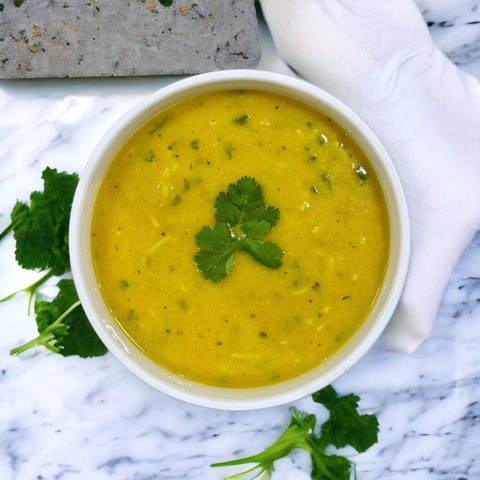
[418,0,480,77]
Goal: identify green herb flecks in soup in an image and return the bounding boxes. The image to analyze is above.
[91,89,389,388]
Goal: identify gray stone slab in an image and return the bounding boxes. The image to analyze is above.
[0,0,260,78]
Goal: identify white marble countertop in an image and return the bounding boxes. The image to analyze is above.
[1,2,479,479]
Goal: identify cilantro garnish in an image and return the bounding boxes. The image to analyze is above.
[0,167,78,309]
[10,279,107,358]
[194,177,283,283]
[211,385,379,480]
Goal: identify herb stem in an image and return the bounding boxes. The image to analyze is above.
[10,300,82,355]
[0,221,15,241]
[47,299,82,329]
[223,465,265,480]
[25,270,56,313]
[0,269,56,313]
[10,332,56,355]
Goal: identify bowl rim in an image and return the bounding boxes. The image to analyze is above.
[69,69,410,410]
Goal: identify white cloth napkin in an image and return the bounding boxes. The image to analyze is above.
[260,0,480,353]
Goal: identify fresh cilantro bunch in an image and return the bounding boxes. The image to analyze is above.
[194,177,284,283]
[0,167,78,309]
[1,167,107,358]
[211,385,379,480]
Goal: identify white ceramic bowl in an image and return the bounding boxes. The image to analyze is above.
[69,69,410,410]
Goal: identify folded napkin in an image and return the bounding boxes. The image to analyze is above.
[260,0,480,353]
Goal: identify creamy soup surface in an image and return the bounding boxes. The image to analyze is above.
[91,89,389,388]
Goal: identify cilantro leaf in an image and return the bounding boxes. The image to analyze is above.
[10,279,107,358]
[240,219,273,239]
[237,237,283,268]
[245,204,280,226]
[313,385,379,453]
[214,191,241,226]
[310,452,353,480]
[226,176,264,214]
[211,386,379,480]
[194,224,236,283]
[214,176,266,226]
[195,177,283,282]
[12,167,78,274]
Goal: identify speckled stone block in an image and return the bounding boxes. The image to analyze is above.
[0,0,260,78]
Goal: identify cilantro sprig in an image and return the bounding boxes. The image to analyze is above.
[1,167,107,358]
[194,177,283,283]
[10,279,107,357]
[211,385,379,480]
[0,167,78,310]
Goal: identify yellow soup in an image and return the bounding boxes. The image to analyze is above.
[91,89,389,388]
